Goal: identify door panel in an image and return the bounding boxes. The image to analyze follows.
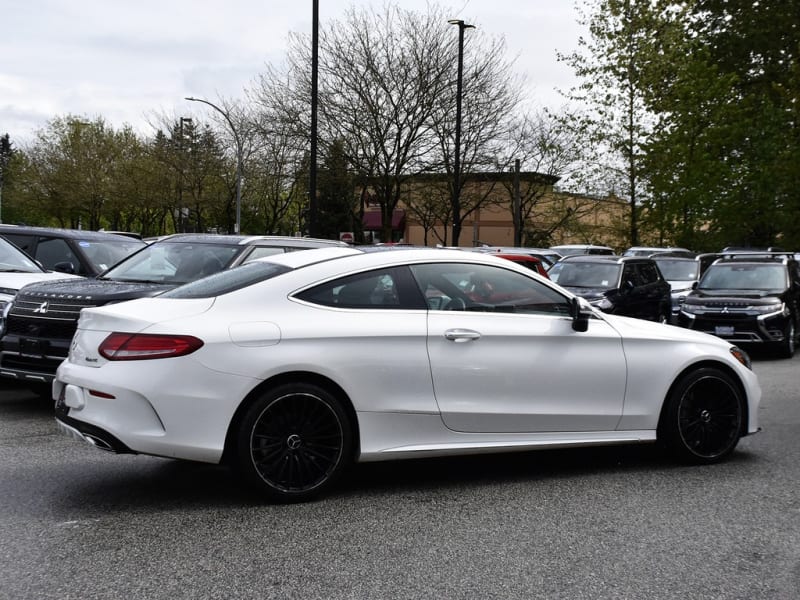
[410,262,627,434]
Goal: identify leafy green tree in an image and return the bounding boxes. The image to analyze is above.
[558,0,666,247]
[0,133,13,223]
[633,0,800,250]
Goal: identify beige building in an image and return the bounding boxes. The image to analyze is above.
[360,171,630,251]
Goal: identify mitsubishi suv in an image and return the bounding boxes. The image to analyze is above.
[547,255,671,322]
[0,234,348,387]
[677,252,800,358]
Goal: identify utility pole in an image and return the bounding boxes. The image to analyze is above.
[309,0,320,237]
[447,19,475,246]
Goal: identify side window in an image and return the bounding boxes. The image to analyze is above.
[622,264,639,287]
[1,234,35,256]
[35,238,83,274]
[296,267,424,309]
[409,262,570,315]
[638,263,659,284]
[241,246,287,264]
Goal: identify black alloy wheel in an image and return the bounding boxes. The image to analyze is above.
[236,383,352,502]
[659,368,744,464]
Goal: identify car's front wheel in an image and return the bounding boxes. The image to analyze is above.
[658,367,744,464]
[235,383,352,503]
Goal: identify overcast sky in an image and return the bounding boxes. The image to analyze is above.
[1,0,585,144]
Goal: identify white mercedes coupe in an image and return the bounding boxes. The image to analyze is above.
[54,246,761,502]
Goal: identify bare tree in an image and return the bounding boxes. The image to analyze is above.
[428,21,523,245]
[496,110,582,245]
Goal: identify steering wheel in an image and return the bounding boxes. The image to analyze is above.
[444,297,467,311]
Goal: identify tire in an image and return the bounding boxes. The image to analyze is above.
[776,321,795,359]
[235,383,352,503]
[658,368,744,464]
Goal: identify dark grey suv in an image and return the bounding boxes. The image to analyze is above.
[0,225,145,276]
[0,234,348,386]
[548,255,672,322]
[677,252,800,358]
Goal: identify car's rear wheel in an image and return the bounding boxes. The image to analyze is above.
[235,383,352,503]
[659,368,743,464]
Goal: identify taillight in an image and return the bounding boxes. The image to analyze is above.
[99,333,204,361]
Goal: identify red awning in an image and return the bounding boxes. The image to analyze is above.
[363,209,405,230]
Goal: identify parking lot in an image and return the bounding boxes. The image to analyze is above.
[1,353,798,600]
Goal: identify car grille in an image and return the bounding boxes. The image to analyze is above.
[5,293,99,339]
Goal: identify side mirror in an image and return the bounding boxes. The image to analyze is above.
[570,297,589,332]
[53,261,76,274]
[691,281,698,290]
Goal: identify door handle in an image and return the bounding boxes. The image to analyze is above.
[444,328,481,342]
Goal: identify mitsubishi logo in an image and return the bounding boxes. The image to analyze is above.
[33,301,49,314]
[720,306,729,314]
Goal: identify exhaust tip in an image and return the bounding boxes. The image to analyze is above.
[82,434,115,452]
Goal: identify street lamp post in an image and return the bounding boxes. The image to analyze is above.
[185,96,243,234]
[309,0,319,238]
[447,19,474,246]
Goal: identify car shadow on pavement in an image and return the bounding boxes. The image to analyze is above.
[29,442,760,513]
[340,443,760,500]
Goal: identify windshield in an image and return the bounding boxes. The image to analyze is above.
[654,260,700,281]
[161,261,292,298]
[79,239,146,273]
[102,241,242,284]
[699,264,787,291]
[0,237,43,273]
[548,262,620,289]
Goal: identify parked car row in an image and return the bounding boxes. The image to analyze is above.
[475,243,799,358]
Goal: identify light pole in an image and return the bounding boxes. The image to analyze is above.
[309,0,319,238]
[185,96,243,234]
[448,19,474,245]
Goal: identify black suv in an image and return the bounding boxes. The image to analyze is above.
[677,252,800,358]
[0,225,146,276]
[0,234,348,385]
[547,255,671,322]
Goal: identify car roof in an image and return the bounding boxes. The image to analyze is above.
[493,253,543,261]
[558,254,648,264]
[652,255,698,262]
[550,244,614,250]
[713,256,793,266]
[261,245,544,271]
[150,233,349,247]
[0,224,143,241]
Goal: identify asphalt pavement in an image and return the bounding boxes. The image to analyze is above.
[0,354,798,600]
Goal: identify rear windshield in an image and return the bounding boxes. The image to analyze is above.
[160,261,292,299]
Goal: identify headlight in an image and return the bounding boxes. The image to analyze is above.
[730,346,752,370]
[589,297,613,310]
[680,303,702,314]
[751,302,784,314]
[0,297,13,337]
